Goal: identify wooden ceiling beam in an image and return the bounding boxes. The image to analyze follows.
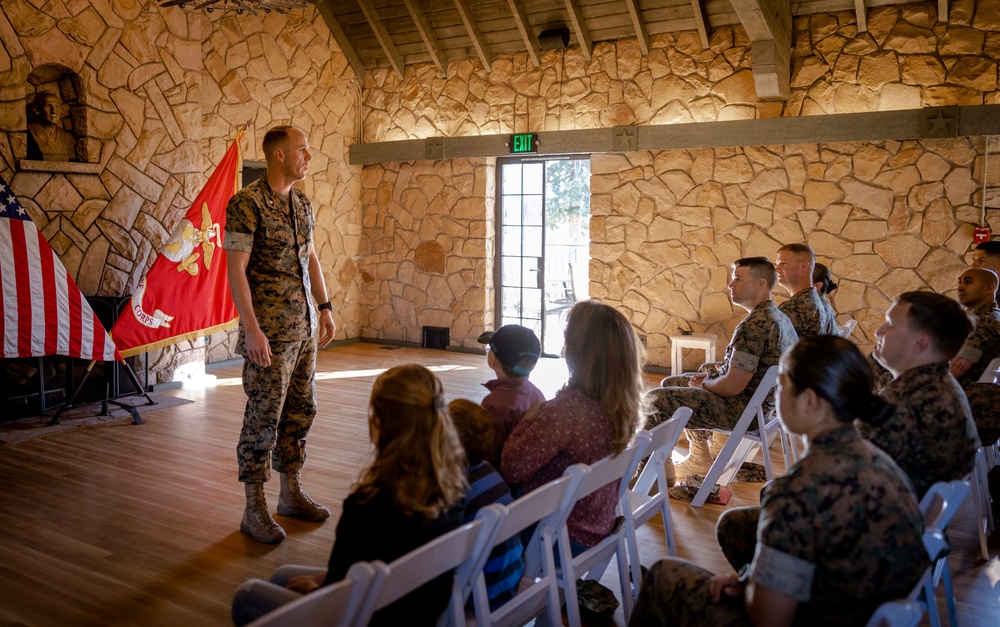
[729,0,791,100]
[691,0,711,49]
[624,0,650,55]
[314,0,366,81]
[356,0,406,79]
[403,0,448,75]
[855,0,867,32]
[453,0,492,72]
[563,0,593,62]
[938,0,948,23]
[507,0,541,68]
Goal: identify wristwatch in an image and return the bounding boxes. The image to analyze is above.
[318,301,333,312]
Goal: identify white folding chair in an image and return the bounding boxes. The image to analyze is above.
[554,434,652,626]
[354,510,501,627]
[837,318,857,339]
[472,470,588,627]
[865,594,926,627]
[966,448,993,561]
[245,561,381,627]
[975,357,1000,474]
[692,366,785,507]
[624,407,692,594]
[976,357,1000,384]
[918,480,971,627]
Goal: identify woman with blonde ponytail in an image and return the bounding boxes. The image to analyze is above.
[502,300,648,556]
[232,365,467,626]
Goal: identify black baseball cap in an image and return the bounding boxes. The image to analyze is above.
[477,325,541,376]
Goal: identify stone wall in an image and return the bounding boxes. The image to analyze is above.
[0,1,361,383]
[358,2,1000,366]
[359,159,494,348]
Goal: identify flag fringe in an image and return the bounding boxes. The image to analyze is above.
[115,318,239,358]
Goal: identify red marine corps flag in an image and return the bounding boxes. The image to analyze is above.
[0,175,119,361]
[110,129,245,357]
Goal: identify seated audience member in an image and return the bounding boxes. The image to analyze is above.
[812,262,839,334]
[502,300,647,557]
[631,336,927,627]
[645,257,798,483]
[231,365,467,627]
[972,240,1000,273]
[951,268,1000,388]
[860,291,980,498]
[477,325,546,468]
[449,399,525,609]
[775,244,837,337]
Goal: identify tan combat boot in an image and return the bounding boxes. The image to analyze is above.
[675,431,715,477]
[709,433,729,459]
[241,482,285,544]
[277,472,331,522]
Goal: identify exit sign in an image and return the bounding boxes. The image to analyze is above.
[510,133,538,154]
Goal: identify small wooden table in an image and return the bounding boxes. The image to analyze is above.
[670,333,718,376]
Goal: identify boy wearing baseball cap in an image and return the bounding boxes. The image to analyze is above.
[477,325,546,468]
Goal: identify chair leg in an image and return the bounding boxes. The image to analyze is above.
[923,570,942,627]
[942,559,958,627]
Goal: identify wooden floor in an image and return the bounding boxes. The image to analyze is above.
[0,342,997,626]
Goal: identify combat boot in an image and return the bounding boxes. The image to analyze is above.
[241,482,285,544]
[709,432,728,459]
[277,471,331,522]
[675,431,715,477]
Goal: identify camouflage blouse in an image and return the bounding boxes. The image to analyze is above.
[778,287,838,337]
[955,300,1000,389]
[223,177,317,344]
[751,426,927,627]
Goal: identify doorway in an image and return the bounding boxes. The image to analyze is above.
[496,157,591,357]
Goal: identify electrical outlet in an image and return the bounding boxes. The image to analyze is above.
[638,334,647,348]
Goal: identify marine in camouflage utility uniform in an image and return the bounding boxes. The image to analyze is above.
[961,299,1000,443]
[224,177,321,483]
[819,294,839,335]
[631,427,928,627]
[859,362,980,498]
[778,286,837,337]
[645,300,798,432]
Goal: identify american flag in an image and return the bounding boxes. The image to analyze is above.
[0,174,119,361]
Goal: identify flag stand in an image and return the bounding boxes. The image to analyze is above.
[47,357,154,426]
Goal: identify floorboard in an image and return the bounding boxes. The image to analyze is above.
[0,342,996,626]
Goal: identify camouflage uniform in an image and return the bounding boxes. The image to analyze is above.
[778,287,837,337]
[859,362,980,498]
[966,383,1000,444]
[632,427,928,627]
[955,300,1000,389]
[645,301,798,432]
[224,177,321,483]
[819,294,839,335]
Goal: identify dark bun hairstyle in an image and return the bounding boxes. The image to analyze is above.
[782,335,892,425]
[812,263,838,295]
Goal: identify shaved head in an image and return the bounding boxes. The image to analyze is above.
[956,268,998,309]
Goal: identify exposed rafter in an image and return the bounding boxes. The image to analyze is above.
[507,0,541,68]
[403,0,447,75]
[938,0,948,23]
[453,0,492,72]
[563,0,593,62]
[624,0,650,55]
[729,0,791,100]
[855,0,867,32]
[357,0,406,79]
[691,0,711,49]
[314,0,365,81]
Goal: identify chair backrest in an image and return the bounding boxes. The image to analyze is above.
[838,318,858,339]
[978,357,1000,384]
[246,561,380,627]
[522,465,589,578]
[865,600,924,627]
[355,512,499,626]
[919,479,971,552]
[632,408,692,495]
[574,433,652,504]
[744,365,780,422]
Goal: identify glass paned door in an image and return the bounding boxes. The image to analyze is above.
[498,158,590,356]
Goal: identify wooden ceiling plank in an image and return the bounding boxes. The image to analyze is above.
[854,0,867,31]
[690,0,711,48]
[507,0,542,67]
[729,0,791,100]
[403,0,449,74]
[356,0,407,78]
[453,0,493,71]
[314,0,367,80]
[624,0,651,55]
[938,0,948,23]
[563,0,593,61]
